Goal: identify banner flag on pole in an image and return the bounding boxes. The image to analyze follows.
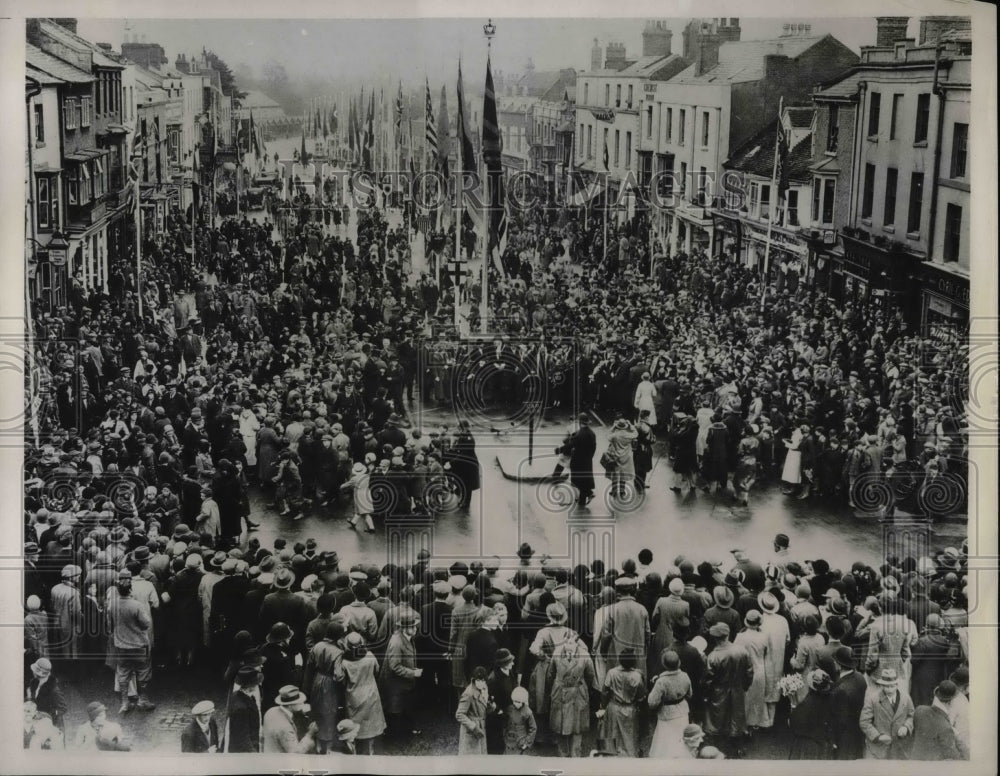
[481,55,507,274]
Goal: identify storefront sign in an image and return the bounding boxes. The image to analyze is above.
[742,221,807,256]
[590,109,616,123]
[643,83,657,100]
[921,263,970,307]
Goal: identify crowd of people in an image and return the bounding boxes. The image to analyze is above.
[21,163,972,759]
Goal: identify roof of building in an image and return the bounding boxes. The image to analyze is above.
[27,61,66,87]
[27,42,94,85]
[513,69,570,98]
[240,90,283,110]
[671,35,833,85]
[725,120,813,181]
[38,19,125,69]
[813,70,864,101]
[786,106,814,128]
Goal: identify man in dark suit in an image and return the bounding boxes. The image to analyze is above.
[225,665,263,753]
[181,700,220,752]
[828,646,868,759]
[568,414,597,507]
[417,580,452,708]
[910,681,962,760]
[25,658,67,733]
[257,568,310,659]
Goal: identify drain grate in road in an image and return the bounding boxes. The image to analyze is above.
[157,712,192,730]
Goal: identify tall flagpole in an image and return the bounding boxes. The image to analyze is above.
[481,20,496,335]
[135,153,143,318]
[761,96,784,311]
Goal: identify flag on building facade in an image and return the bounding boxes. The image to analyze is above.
[775,115,790,199]
[437,83,451,179]
[395,81,404,138]
[424,77,437,168]
[456,61,476,181]
[603,138,609,171]
[482,56,507,273]
[362,91,374,173]
[348,99,356,161]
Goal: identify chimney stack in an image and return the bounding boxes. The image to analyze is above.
[590,38,602,71]
[605,42,627,71]
[695,30,721,76]
[875,17,910,47]
[642,20,673,57]
[918,16,972,45]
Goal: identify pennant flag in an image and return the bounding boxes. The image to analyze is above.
[603,137,610,172]
[775,117,790,199]
[301,131,308,166]
[424,78,438,167]
[482,56,507,273]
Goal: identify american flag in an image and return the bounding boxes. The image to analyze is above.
[424,77,437,166]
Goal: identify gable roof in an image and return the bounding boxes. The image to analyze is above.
[26,42,92,84]
[671,35,832,85]
[813,70,864,101]
[38,19,124,70]
[786,106,814,128]
[725,120,813,181]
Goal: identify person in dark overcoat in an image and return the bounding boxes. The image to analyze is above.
[828,646,868,759]
[225,666,263,753]
[788,669,834,759]
[701,415,729,493]
[909,681,962,760]
[703,622,753,757]
[669,414,699,492]
[568,414,597,507]
[909,614,960,707]
[447,421,480,508]
[163,554,204,666]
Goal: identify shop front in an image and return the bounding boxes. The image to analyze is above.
[740,220,808,292]
[713,211,740,262]
[920,261,970,336]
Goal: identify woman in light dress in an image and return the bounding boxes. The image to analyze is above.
[647,649,692,758]
[780,425,805,491]
[633,372,658,427]
[695,401,715,460]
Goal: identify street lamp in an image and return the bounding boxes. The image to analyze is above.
[483,19,496,48]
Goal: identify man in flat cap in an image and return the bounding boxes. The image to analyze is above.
[181,700,220,752]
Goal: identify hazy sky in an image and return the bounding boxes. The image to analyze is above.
[73,17,915,90]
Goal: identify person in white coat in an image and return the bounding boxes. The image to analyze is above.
[633,372,658,427]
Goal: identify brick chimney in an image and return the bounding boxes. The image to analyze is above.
[875,17,909,47]
[590,38,602,71]
[642,20,673,57]
[919,16,972,45]
[695,25,720,76]
[605,42,628,70]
